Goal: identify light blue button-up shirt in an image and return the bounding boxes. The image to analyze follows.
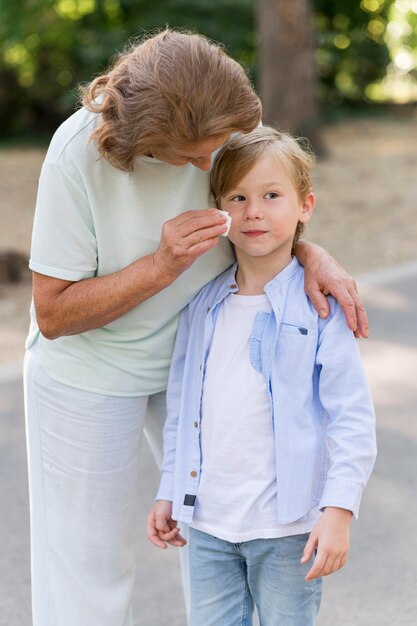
[157,258,377,525]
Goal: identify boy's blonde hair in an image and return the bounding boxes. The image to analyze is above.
[211,126,316,245]
[81,29,262,172]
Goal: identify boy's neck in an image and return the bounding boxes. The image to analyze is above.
[235,253,292,295]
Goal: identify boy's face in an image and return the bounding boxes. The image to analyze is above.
[220,153,315,265]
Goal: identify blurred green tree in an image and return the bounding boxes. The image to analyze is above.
[314,0,396,108]
[0,0,255,139]
[0,0,410,140]
[0,0,126,137]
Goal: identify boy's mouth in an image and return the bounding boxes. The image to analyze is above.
[243,230,267,237]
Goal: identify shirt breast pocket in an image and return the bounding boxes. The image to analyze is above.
[276,322,317,382]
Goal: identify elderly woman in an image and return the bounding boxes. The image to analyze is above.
[24,29,366,626]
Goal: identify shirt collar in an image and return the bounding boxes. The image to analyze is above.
[264,257,302,293]
[214,257,301,309]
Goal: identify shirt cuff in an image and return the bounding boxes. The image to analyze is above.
[319,478,363,520]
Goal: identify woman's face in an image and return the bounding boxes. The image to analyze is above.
[150,134,231,171]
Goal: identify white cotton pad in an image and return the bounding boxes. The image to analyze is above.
[218,210,232,237]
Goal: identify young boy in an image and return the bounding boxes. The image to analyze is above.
[147,127,377,625]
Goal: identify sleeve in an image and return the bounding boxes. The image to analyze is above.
[29,161,98,281]
[316,298,377,519]
[156,305,190,502]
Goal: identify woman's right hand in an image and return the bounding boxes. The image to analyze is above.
[152,209,228,280]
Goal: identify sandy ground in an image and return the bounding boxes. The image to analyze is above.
[1,116,417,366]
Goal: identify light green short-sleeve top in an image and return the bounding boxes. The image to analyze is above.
[27,107,235,396]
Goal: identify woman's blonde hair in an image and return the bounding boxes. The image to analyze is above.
[81,29,262,172]
[211,126,316,245]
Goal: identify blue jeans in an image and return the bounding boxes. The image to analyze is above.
[189,528,322,626]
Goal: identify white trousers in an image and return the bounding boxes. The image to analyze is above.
[24,346,189,626]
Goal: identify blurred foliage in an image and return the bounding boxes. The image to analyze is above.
[0,0,415,139]
[314,0,396,107]
[0,0,254,139]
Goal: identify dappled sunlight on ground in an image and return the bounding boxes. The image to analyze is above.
[310,117,417,274]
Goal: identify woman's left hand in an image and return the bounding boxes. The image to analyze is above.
[297,242,368,338]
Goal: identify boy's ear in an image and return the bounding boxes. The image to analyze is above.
[299,192,315,223]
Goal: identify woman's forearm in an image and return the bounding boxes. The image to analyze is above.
[33,253,174,339]
[34,208,228,340]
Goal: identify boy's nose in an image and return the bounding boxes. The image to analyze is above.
[244,201,263,219]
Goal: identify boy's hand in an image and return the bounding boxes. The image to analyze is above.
[147,500,187,549]
[301,507,352,581]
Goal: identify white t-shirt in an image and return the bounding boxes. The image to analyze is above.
[191,292,320,542]
[27,107,235,396]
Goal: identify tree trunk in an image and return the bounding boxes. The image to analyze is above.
[257,0,319,144]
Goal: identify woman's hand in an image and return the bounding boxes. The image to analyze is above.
[295,241,368,338]
[301,507,352,581]
[152,209,228,280]
[147,500,187,549]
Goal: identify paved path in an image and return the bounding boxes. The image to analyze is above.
[1,262,416,625]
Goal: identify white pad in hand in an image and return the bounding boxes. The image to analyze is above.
[218,210,232,237]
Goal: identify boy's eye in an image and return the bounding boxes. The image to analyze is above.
[265,192,279,199]
[230,194,246,202]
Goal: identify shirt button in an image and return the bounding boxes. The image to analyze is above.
[190,471,197,478]
[230,283,237,289]
[194,421,198,428]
